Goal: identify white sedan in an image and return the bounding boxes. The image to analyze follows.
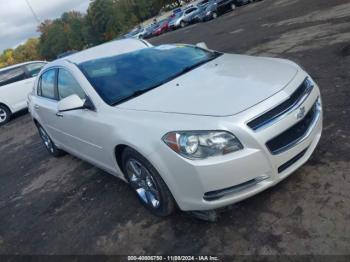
[28,38,322,218]
[0,61,46,125]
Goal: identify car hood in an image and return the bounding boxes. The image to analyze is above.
[117,54,299,116]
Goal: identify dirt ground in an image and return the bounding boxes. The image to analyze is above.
[0,0,349,256]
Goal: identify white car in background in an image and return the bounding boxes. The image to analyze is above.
[0,61,46,126]
[28,39,322,219]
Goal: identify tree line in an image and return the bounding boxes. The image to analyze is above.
[0,0,183,68]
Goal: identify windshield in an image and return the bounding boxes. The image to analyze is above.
[79,45,221,106]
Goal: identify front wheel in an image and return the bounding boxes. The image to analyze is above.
[180,21,186,28]
[37,124,65,157]
[212,12,218,19]
[0,105,11,126]
[122,148,175,216]
[231,3,236,10]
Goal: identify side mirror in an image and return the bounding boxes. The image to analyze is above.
[196,42,209,50]
[57,94,85,112]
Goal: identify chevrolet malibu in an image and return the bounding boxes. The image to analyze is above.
[28,38,322,218]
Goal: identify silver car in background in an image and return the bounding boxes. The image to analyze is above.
[168,6,198,29]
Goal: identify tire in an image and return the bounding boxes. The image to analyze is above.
[212,12,218,19]
[37,124,65,157]
[231,3,236,10]
[180,21,186,28]
[0,104,11,126]
[122,147,175,217]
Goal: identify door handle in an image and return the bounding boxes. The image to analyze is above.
[56,112,63,117]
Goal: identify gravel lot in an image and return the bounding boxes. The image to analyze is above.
[1,0,349,255]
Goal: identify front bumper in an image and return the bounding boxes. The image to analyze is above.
[149,74,323,211]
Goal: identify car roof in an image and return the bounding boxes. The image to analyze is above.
[0,61,46,72]
[63,38,152,64]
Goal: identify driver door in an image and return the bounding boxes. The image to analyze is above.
[55,68,111,169]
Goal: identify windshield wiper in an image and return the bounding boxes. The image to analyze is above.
[111,88,156,106]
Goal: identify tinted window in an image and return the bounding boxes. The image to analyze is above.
[58,69,86,100]
[0,67,26,87]
[185,8,196,14]
[25,63,46,77]
[79,45,221,105]
[39,69,56,99]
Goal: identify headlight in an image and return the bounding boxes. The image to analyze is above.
[162,131,243,159]
[206,11,211,16]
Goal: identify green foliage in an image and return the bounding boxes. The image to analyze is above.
[13,38,40,63]
[0,0,183,66]
[38,12,86,60]
[0,39,41,68]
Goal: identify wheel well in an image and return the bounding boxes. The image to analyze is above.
[0,103,11,114]
[115,144,128,172]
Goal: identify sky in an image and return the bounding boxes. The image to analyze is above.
[0,0,90,53]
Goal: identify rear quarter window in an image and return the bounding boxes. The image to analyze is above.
[25,63,46,78]
[0,67,26,87]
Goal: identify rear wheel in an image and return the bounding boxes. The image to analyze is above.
[0,104,11,126]
[122,148,175,216]
[37,124,65,157]
[231,3,236,10]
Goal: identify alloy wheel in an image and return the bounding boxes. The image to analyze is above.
[0,108,7,123]
[126,159,161,209]
[212,12,218,19]
[39,127,54,153]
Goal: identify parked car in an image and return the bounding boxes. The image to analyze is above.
[0,61,46,126]
[168,6,198,29]
[184,3,209,24]
[29,39,322,218]
[232,0,251,6]
[200,0,236,21]
[125,27,147,39]
[152,19,170,36]
[142,24,158,39]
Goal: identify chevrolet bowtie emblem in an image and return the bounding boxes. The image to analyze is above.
[297,106,306,120]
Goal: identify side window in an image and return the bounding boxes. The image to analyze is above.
[25,63,46,78]
[39,69,56,100]
[57,69,86,100]
[0,67,26,87]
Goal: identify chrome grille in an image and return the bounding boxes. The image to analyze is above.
[266,100,320,155]
[247,77,314,131]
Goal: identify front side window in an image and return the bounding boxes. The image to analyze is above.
[25,63,46,78]
[57,69,86,100]
[39,69,56,100]
[0,67,26,87]
[79,45,221,105]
